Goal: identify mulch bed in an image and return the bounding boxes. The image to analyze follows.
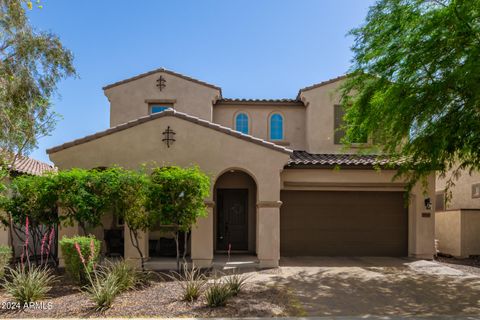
[435,254,480,276]
[0,272,294,318]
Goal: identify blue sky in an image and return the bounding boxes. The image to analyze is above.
[27,0,375,163]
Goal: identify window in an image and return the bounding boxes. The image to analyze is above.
[334,104,367,144]
[435,191,446,211]
[472,183,480,199]
[270,113,284,140]
[150,104,173,114]
[235,113,249,134]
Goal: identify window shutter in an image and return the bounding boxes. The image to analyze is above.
[334,105,346,144]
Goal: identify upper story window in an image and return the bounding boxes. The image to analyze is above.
[269,113,284,140]
[235,113,249,134]
[150,103,174,114]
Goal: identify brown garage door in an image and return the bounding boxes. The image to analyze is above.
[280,190,408,256]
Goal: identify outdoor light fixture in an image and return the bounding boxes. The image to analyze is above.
[424,197,432,210]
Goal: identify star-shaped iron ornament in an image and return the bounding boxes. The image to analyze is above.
[162,126,176,148]
[156,75,166,91]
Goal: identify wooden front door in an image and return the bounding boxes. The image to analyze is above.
[216,189,248,251]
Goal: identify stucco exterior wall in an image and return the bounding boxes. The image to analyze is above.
[213,103,306,150]
[435,210,461,257]
[104,71,220,126]
[436,169,480,210]
[49,115,290,267]
[462,210,480,256]
[281,168,436,259]
[435,209,480,257]
[299,80,344,153]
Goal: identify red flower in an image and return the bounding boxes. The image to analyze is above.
[74,242,86,265]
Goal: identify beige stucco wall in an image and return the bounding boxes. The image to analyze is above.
[436,169,480,210]
[300,80,343,153]
[435,211,461,257]
[49,114,290,267]
[436,209,480,258]
[281,168,436,259]
[213,103,306,150]
[462,210,480,256]
[299,79,366,154]
[105,71,221,126]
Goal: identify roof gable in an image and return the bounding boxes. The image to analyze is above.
[47,109,292,155]
[297,74,348,98]
[102,67,222,93]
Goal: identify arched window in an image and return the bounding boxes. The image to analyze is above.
[235,113,249,134]
[270,113,283,140]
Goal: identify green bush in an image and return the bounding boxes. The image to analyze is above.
[224,272,249,296]
[205,279,231,307]
[84,269,120,311]
[3,265,57,304]
[0,245,12,278]
[60,235,101,284]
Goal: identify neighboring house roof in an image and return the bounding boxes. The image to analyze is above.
[287,150,393,168]
[47,109,293,155]
[8,154,56,176]
[216,98,304,106]
[102,67,222,92]
[297,74,348,98]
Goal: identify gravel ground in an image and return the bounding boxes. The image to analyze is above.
[435,255,480,276]
[0,273,293,318]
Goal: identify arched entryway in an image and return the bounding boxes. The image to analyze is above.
[214,169,257,254]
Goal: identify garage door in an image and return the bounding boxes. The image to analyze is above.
[280,190,408,256]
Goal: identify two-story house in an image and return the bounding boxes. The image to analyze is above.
[47,68,435,268]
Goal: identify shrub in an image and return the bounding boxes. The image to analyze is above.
[224,272,249,296]
[0,245,12,278]
[168,264,206,302]
[3,265,56,304]
[60,235,101,284]
[103,259,146,292]
[84,269,120,311]
[205,279,231,307]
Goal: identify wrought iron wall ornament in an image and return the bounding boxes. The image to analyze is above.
[162,126,176,148]
[156,75,166,91]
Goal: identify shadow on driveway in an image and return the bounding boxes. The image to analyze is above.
[259,257,480,317]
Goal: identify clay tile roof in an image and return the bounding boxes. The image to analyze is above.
[297,74,348,98]
[288,150,394,168]
[217,98,303,105]
[102,67,222,92]
[47,109,293,155]
[7,154,56,176]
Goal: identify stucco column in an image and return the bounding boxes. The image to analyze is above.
[408,174,436,259]
[58,221,81,267]
[256,201,281,268]
[124,224,149,268]
[191,201,214,268]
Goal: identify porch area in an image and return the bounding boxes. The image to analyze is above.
[143,254,259,271]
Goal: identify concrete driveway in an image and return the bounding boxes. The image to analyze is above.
[248,257,480,317]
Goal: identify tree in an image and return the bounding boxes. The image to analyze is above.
[0,0,75,248]
[0,0,75,181]
[55,169,111,235]
[149,166,210,271]
[0,172,59,263]
[107,167,156,271]
[340,0,480,194]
